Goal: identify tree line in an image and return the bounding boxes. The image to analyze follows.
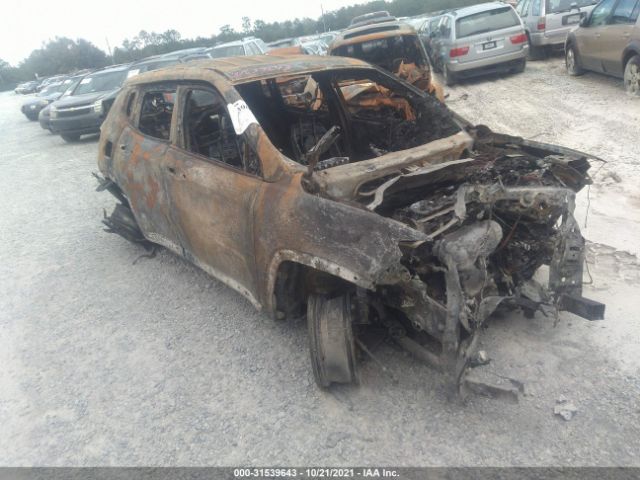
[1,0,484,90]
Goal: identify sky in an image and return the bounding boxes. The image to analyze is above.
[1,0,363,65]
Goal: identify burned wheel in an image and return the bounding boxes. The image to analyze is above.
[307,293,358,388]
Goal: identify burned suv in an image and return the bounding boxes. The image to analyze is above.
[329,18,444,100]
[97,56,604,396]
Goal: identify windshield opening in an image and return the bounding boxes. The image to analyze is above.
[72,70,127,95]
[210,45,245,58]
[456,7,520,38]
[235,69,459,168]
[332,35,427,71]
[38,84,62,96]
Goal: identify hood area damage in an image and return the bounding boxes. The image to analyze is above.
[96,58,604,399]
[301,120,604,397]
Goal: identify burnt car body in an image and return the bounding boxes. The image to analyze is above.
[328,20,445,101]
[97,56,604,395]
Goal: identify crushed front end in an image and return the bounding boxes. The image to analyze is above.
[353,126,605,395]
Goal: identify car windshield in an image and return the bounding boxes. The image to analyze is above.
[332,34,427,70]
[210,45,244,58]
[270,39,297,48]
[319,34,336,44]
[38,84,63,96]
[546,0,598,13]
[129,59,178,78]
[73,70,127,95]
[456,7,521,38]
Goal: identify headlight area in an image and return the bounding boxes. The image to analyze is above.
[49,105,58,118]
[92,100,104,115]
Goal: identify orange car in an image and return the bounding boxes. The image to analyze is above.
[97,56,603,395]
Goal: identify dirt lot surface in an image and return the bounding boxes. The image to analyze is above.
[1,56,639,466]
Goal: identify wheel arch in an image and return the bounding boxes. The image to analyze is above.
[266,250,372,319]
[622,45,640,70]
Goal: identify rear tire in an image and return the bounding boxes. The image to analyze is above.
[513,58,527,74]
[623,55,640,96]
[307,293,359,388]
[566,44,584,76]
[527,34,548,60]
[61,133,81,142]
[443,64,457,86]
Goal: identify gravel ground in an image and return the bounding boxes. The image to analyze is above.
[1,57,639,466]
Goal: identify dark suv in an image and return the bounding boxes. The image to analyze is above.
[49,64,130,142]
[21,75,84,121]
[565,0,640,95]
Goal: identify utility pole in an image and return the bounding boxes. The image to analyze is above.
[321,4,327,32]
[105,37,114,63]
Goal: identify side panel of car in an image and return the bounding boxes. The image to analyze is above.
[431,15,454,70]
[106,87,183,250]
[544,1,586,44]
[575,0,619,70]
[600,0,640,74]
[161,84,265,303]
[516,0,536,35]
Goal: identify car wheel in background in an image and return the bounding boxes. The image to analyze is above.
[443,65,457,86]
[566,45,584,76]
[61,133,81,142]
[624,55,640,96]
[514,58,527,74]
[307,293,359,388]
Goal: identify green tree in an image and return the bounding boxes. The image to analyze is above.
[242,17,252,34]
[20,37,108,78]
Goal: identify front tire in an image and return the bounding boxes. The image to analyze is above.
[307,293,359,388]
[566,44,584,76]
[61,133,81,142]
[624,55,640,96]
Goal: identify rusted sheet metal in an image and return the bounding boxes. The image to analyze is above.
[127,55,370,87]
[314,131,473,201]
[97,56,604,395]
[330,22,421,50]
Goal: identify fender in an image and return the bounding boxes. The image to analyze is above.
[622,42,640,68]
[265,250,380,312]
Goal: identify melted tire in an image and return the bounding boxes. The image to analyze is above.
[307,293,358,388]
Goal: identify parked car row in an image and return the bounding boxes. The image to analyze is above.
[22,48,235,142]
[410,0,639,94]
[20,74,87,120]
